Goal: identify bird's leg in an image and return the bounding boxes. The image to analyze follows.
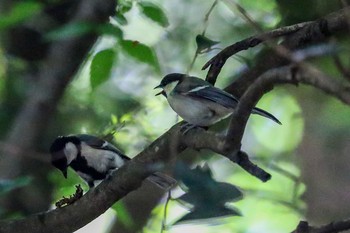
[180,122,209,134]
[106,169,116,181]
[180,122,199,134]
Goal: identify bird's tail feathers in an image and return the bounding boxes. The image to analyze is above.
[252,107,282,125]
[146,172,177,190]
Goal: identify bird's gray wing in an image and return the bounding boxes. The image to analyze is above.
[181,85,239,109]
[76,134,130,161]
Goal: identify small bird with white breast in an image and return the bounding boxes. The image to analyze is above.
[50,134,174,189]
[154,73,281,130]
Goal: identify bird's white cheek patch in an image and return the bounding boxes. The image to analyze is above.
[164,81,179,96]
[64,142,78,164]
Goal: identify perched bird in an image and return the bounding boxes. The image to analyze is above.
[154,73,281,129]
[50,134,173,189]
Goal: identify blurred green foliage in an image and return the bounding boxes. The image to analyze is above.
[0,2,42,30]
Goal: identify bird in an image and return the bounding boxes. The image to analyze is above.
[154,73,281,130]
[50,134,174,189]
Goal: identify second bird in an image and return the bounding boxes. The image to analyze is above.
[154,73,281,127]
[50,134,173,189]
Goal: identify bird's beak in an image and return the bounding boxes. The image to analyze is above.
[154,84,165,96]
[155,90,166,97]
[154,84,162,89]
[62,169,68,179]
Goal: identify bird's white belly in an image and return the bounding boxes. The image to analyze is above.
[167,94,232,126]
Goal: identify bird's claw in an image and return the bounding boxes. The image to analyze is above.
[180,122,198,134]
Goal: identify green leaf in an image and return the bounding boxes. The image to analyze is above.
[113,14,128,26]
[139,2,169,27]
[45,22,94,41]
[96,24,123,39]
[90,49,116,90]
[114,0,133,25]
[117,0,133,14]
[195,34,219,53]
[0,2,42,30]
[120,40,160,72]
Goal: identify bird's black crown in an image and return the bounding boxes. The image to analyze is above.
[50,135,81,173]
[49,135,80,153]
[159,73,186,87]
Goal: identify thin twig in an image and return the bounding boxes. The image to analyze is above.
[333,54,350,81]
[268,163,299,182]
[202,21,312,83]
[202,0,219,36]
[222,0,264,33]
[160,190,172,233]
[187,52,199,74]
[186,0,218,73]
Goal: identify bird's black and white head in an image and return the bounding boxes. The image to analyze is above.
[49,136,81,178]
[154,73,186,97]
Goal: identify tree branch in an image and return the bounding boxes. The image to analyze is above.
[202,21,312,84]
[225,64,350,157]
[0,120,274,232]
[292,219,350,233]
[0,160,153,233]
[203,6,350,88]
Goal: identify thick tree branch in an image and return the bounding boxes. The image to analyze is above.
[0,160,153,233]
[225,64,350,156]
[0,121,272,232]
[292,219,350,233]
[202,21,312,84]
[204,6,350,90]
